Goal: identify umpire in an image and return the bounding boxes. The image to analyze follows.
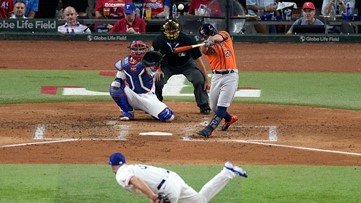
[151,19,211,114]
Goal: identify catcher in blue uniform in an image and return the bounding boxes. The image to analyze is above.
[109,39,175,122]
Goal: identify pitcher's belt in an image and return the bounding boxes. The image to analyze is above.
[157,170,170,190]
[212,70,236,74]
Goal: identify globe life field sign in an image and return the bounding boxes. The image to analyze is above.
[0,19,57,32]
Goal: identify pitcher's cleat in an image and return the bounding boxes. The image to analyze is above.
[224,162,248,178]
[221,115,238,131]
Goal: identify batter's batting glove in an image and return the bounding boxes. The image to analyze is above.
[204,38,214,47]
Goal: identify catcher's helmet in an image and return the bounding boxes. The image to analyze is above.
[162,19,180,41]
[199,23,217,38]
[128,39,148,61]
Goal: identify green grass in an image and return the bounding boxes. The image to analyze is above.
[0,70,113,104]
[0,164,360,203]
[236,72,361,110]
[1,70,360,110]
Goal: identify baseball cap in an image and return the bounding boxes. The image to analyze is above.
[302,2,315,10]
[124,2,136,14]
[109,152,126,166]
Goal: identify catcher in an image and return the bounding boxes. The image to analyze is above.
[109,152,248,203]
[109,39,175,122]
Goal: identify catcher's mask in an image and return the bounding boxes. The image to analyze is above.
[199,23,217,38]
[128,39,148,61]
[162,19,180,41]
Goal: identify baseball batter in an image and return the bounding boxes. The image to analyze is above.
[197,23,239,138]
[109,40,175,122]
[109,152,247,203]
[151,19,211,115]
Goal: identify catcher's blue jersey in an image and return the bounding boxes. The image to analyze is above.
[115,56,154,94]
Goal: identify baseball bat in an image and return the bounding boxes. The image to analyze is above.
[173,43,205,53]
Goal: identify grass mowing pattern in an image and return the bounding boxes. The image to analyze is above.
[0,70,360,110]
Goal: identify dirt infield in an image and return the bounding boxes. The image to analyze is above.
[0,41,360,166]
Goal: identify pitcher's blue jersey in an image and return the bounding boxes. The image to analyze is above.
[114,56,155,94]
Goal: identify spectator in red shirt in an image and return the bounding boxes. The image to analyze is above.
[110,2,146,34]
[95,0,132,19]
[0,0,14,18]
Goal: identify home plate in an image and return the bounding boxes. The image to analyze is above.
[139,132,173,136]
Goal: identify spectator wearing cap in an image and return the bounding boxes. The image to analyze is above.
[10,1,27,19]
[58,6,91,34]
[286,2,324,34]
[109,2,146,34]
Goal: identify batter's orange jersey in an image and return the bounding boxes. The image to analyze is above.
[204,31,237,71]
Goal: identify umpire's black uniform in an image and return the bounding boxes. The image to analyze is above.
[152,32,210,113]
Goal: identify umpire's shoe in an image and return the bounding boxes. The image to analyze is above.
[199,104,211,115]
[197,127,214,138]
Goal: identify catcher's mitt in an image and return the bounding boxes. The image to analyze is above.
[157,192,170,203]
[141,51,163,67]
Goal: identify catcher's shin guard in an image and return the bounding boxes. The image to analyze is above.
[109,81,133,113]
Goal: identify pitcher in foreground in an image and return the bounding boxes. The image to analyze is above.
[109,152,247,203]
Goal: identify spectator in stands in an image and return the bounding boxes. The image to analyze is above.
[10,0,27,19]
[62,0,88,18]
[322,0,355,17]
[322,0,355,34]
[94,0,132,31]
[58,6,91,34]
[18,0,38,18]
[110,2,146,33]
[246,0,278,33]
[0,0,14,18]
[188,0,222,16]
[95,0,132,19]
[143,0,170,18]
[286,2,324,34]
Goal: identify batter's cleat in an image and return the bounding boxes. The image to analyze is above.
[221,115,238,131]
[119,112,134,121]
[224,162,248,178]
[197,127,214,138]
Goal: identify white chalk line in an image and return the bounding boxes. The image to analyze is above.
[2,124,360,157]
[0,139,79,148]
[182,138,361,156]
[0,137,129,148]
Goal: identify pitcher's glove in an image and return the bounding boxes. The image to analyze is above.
[156,192,170,203]
[142,51,163,67]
